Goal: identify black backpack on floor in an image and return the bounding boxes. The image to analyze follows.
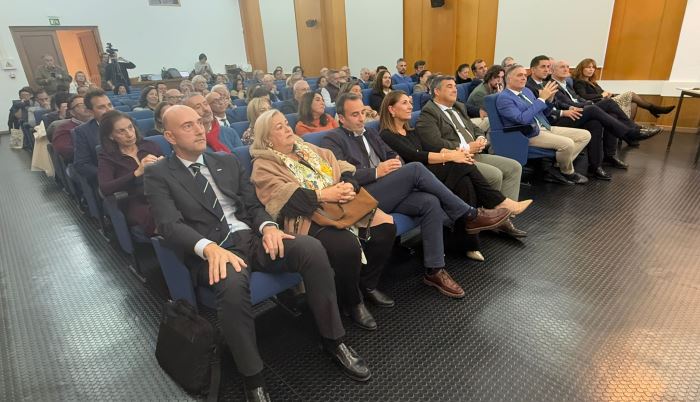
[155,299,221,401]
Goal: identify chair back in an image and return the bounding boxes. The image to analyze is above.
[144,135,173,156]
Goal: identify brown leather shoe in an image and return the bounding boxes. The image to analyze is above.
[423,269,465,298]
[493,218,527,238]
[464,208,510,234]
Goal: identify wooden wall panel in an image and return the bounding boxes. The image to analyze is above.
[602,0,687,80]
[239,0,268,72]
[294,0,348,75]
[404,0,498,77]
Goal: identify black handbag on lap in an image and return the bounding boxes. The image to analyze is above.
[155,300,221,401]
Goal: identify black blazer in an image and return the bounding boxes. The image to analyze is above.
[415,100,485,152]
[573,79,605,102]
[144,152,272,257]
[73,118,100,182]
[321,127,398,186]
[369,90,385,112]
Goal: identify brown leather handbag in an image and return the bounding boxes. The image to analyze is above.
[311,187,378,233]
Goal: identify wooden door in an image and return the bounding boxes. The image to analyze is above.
[77,30,102,85]
[10,28,65,89]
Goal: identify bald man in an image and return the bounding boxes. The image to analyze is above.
[144,105,371,400]
[164,89,184,105]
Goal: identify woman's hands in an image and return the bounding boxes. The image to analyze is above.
[318,181,356,203]
[134,154,163,177]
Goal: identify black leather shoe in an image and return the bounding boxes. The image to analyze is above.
[649,104,675,118]
[640,126,663,136]
[590,167,611,180]
[543,167,574,185]
[364,289,395,308]
[350,303,377,331]
[563,172,589,184]
[326,343,371,382]
[493,218,527,238]
[245,386,271,402]
[603,156,629,169]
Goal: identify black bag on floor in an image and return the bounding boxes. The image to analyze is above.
[155,299,221,401]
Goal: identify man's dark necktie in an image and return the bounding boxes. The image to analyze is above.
[517,93,552,130]
[190,162,230,246]
[445,108,475,142]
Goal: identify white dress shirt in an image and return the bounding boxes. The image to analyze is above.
[433,100,480,150]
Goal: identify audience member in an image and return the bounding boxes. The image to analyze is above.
[496,65,591,185]
[156,82,168,101]
[116,85,128,96]
[206,91,231,128]
[295,92,338,135]
[413,70,433,94]
[215,74,229,85]
[261,74,280,102]
[410,60,426,83]
[471,59,488,81]
[42,91,72,127]
[249,87,271,101]
[179,80,194,97]
[319,67,329,78]
[501,57,515,68]
[144,104,371,400]
[97,110,163,236]
[35,54,71,95]
[97,53,111,90]
[8,87,35,131]
[51,94,93,162]
[250,109,396,330]
[292,65,304,77]
[73,89,115,183]
[69,71,91,94]
[231,79,246,100]
[285,72,303,88]
[134,85,160,111]
[369,70,392,112]
[30,89,52,126]
[455,64,472,84]
[340,66,354,81]
[467,65,504,110]
[358,68,372,88]
[339,81,378,121]
[273,66,285,81]
[380,91,532,259]
[415,75,525,232]
[145,101,171,137]
[191,75,209,96]
[193,53,215,81]
[572,58,674,119]
[183,94,242,153]
[317,76,334,107]
[278,80,309,114]
[322,93,510,298]
[210,84,235,112]
[253,69,265,84]
[391,58,413,85]
[164,89,184,105]
[240,97,271,145]
[105,51,136,94]
[326,70,342,103]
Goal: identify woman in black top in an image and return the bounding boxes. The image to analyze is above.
[378,91,531,261]
[572,58,674,119]
[369,70,392,112]
[455,64,472,85]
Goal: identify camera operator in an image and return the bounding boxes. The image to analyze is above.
[34,55,72,95]
[104,45,136,94]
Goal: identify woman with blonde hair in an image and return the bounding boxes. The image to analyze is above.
[250,109,397,330]
[240,97,271,145]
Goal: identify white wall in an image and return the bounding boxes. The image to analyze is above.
[345,0,403,77]
[668,0,700,84]
[494,0,615,68]
[0,0,247,129]
[259,0,299,74]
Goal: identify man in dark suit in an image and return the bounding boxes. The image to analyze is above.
[415,75,525,237]
[144,105,370,401]
[73,89,114,183]
[322,93,510,299]
[278,80,309,114]
[497,65,591,185]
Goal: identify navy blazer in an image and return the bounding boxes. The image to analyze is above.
[144,152,272,256]
[551,80,593,110]
[321,126,398,186]
[496,88,553,138]
[72,118,100,182]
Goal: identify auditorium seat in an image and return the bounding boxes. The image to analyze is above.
[409,111,420,127]
[392,83,413,95]
[128,110,154,120]
[135,118,155,134]
[232,98,247,107]
[483,93,555,165]
[227,107,248,122]
[114,105,131,112]
[230,121,250,137]
[362,88,372,105]
[285,113,299,131]
[34,109,49,126]
[325,106,336,117]
[457,84,469,104]
[271,101,286,110]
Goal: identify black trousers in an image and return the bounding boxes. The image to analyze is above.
[193,229,345,376]
[310,222,396,308]
[365,162,472,269]
[428,161,506,250]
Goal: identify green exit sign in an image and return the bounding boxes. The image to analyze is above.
[48,17,60,26]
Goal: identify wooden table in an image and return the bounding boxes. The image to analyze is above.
[666,88,700,165]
